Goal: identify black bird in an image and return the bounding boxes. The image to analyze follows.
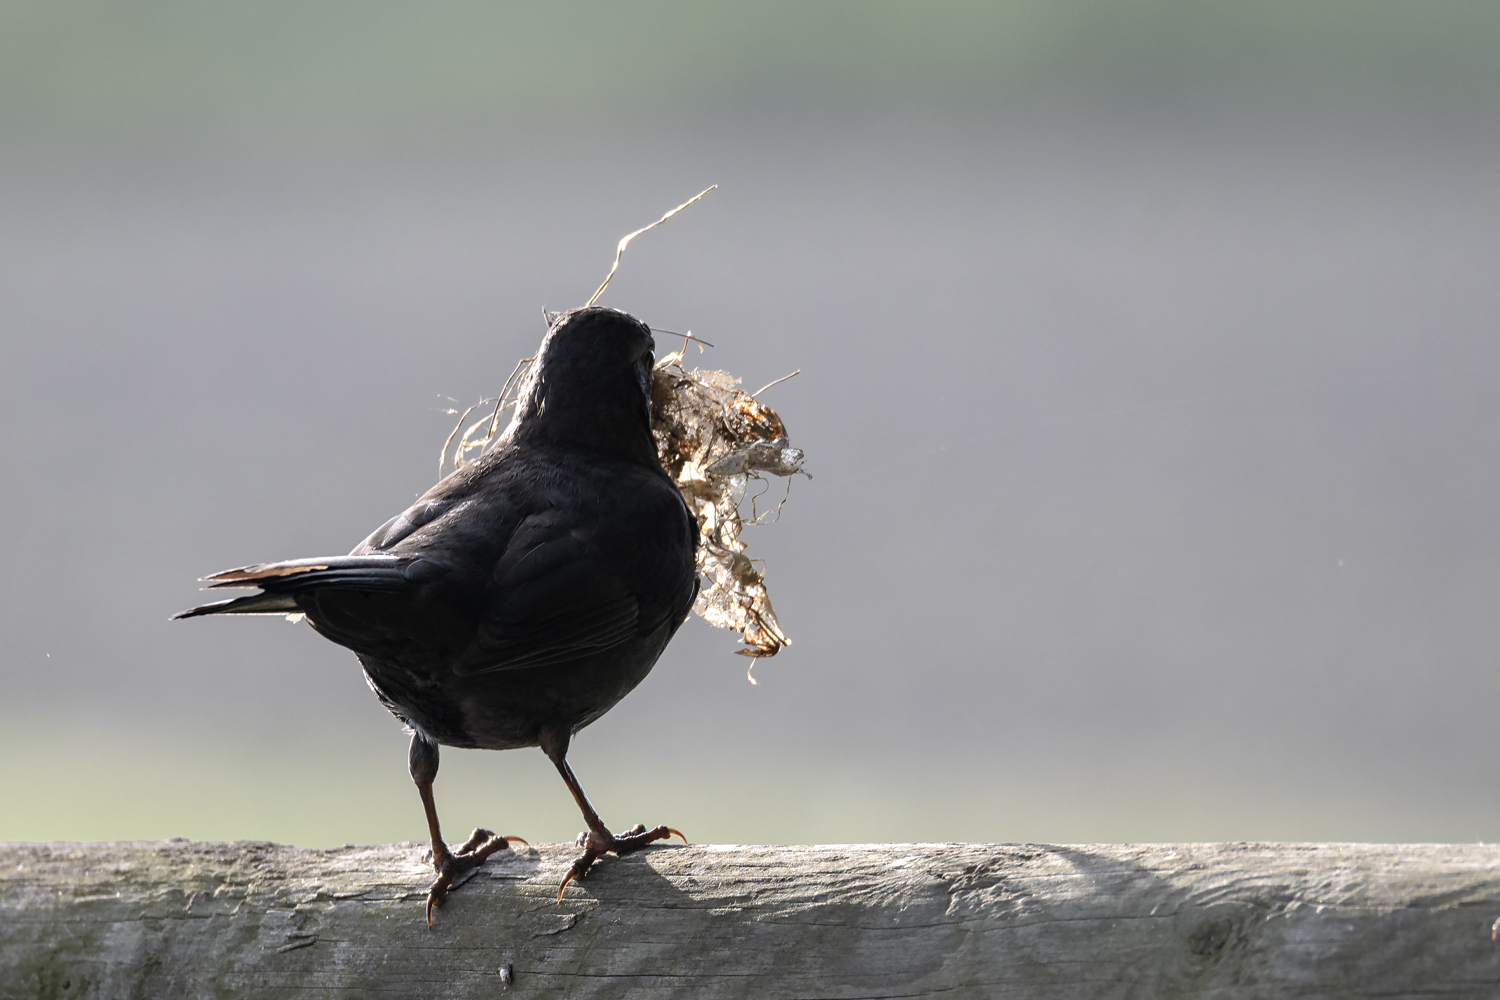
[176,307,699,921]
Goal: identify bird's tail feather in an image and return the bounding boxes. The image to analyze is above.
[173,554,411,619]
[172,591,301,619]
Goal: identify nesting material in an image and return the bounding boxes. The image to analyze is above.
[651,352,807,661]
[439,343,807,665]
[438,186,806,668]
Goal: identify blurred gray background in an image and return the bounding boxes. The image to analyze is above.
[3,2,1499,847]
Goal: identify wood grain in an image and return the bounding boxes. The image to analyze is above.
[4,840,1500,998]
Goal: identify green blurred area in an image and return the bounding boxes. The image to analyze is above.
[8,717,1491,847]
[3,1,1499,138]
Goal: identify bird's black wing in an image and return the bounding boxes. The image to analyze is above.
[448,511,642,676]
[450,478,696,677]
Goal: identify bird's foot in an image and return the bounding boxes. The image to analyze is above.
[425,827,529,927]
[556,823,687,901]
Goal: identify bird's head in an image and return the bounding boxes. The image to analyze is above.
[503,306,661,467]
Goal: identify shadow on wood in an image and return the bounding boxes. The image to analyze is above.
[4,841,1500,998]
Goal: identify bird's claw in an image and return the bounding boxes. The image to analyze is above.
[556,823,687,901]
[423,828,523,927]
[556,841,605,902]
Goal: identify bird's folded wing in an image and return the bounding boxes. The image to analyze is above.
[359,497,456,552]
[450,519,641,676]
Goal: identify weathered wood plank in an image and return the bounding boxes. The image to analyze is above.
[3,841,1500,998]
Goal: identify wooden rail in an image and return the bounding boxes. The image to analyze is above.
[4,840,1500,998]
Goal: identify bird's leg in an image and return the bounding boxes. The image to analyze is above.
[408,732,527,926]
[539,724,686,901]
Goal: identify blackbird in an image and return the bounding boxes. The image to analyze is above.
[176,306,699,922]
